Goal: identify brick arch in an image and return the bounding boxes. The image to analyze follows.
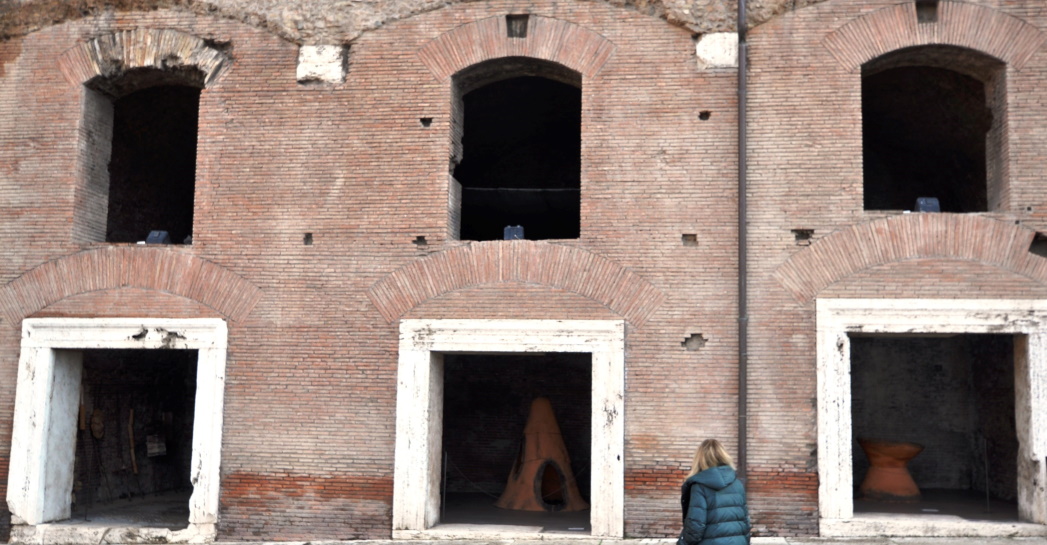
[417,15,616,82]
[57,28,231,88]
[773,214,1047,303]
[0,247,262,323]
[367,241,665,327]
[822,1,1046,73]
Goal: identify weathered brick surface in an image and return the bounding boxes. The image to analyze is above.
[0,247,262,322]
[31,287,222,319]
[3,0,1047,540]
[370,240,666,326]
[747,0,1047,536]
[0,0,826,44]
[0,1,740,540]
[774,214,1047,303]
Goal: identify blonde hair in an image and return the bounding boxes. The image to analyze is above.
[686,439,734,478]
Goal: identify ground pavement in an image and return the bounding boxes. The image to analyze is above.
[209,538,1047,545]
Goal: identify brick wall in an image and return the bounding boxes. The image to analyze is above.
[747,0,1047,535]
[0,1,739,539]
[3,0,1046,540]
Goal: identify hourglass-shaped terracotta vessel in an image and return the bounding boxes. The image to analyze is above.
[858,438,923,502]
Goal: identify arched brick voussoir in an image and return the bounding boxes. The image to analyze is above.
[417,15,616,82]
[0,247,263,323]
[368,240,665,328]
[822,1,1046,73]
[773,214,1047,304]
[57,28,232,88]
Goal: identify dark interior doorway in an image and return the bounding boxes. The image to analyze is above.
[441,352,591,532]
[850,334,1019,520]
[71,349,198,529]
[453,75,581,241]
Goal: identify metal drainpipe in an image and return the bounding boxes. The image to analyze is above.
[737,0,749,481]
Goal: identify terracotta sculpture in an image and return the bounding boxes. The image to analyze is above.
[495,397,589,512]
[858,438,924,502]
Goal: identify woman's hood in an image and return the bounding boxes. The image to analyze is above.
[689,465,738,491]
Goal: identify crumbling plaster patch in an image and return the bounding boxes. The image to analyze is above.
[0,0,823,44]
[296,44,347,84]
[694,32,737,69]
[6,318,227,542]
[817,299,1047,537]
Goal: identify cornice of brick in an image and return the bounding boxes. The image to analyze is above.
[367,240,665,328]
[417,15,616,82]
[822,1,1046,73]
[0,247,262,323]
[774,214,1047,303]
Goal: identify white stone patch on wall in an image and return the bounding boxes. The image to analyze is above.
[6,318,228,543]
[695,33,738,70]
[393,319,625,539]
[297,45,348,84]
[816,299,1047,537]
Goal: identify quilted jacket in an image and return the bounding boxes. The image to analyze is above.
[677,465,750,545]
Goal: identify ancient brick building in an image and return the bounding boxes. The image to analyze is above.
[1,0,1046,541]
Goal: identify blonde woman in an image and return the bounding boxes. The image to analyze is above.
[677,439,751,545]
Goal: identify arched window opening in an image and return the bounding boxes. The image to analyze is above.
[862,46,1006,213]
[451,58,582,241]
[81,68,203,244]
[107,85,200,244]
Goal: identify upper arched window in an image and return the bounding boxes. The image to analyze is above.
[862,46,1006,212]
[450,58,582,241]
[81,68,203,244]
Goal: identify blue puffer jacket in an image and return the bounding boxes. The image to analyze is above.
[677,465,750,545]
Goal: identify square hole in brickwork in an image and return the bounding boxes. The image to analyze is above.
[303,233,313,245]
[682,333,707,351]
[792,228,814,246]
[506,14,529,38]
[682,234,699,246]
[916,0,939,23]
[1029,232,1047,258]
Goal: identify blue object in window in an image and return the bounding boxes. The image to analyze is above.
[146,230,171,244]
[504,225,525,240]
[915,197,940,212]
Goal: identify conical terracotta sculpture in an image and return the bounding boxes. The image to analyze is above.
[495,397,589,512]
[858,438,924,502]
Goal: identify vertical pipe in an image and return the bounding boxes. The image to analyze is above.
[737,0,749,481]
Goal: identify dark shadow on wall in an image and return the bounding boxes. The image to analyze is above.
[0,506,9,542]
